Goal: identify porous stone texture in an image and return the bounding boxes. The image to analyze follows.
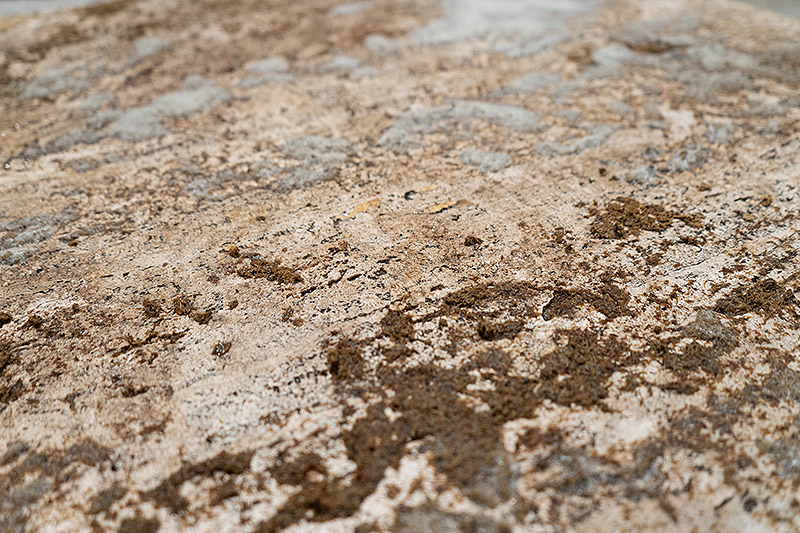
[1,0,800,532]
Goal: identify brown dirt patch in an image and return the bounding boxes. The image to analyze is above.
[713,278,797,318]
[589,197,703,239]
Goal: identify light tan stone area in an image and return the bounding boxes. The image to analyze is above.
[1,0,799,531]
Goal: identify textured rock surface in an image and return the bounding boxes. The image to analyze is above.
[1,0,800,532]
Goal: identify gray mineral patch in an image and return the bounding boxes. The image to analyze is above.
[760,119,783,135]
[739,0,800,17]
[585,43,644,77]
[246,57,288,73]
[216,160,277,182]
[80,91,116,112]
[496,71,560,95]
[129,36,169,64]
[377,107,447,151]
[680,71,753,102]
[769,437,800,478]
[609,101,632,115]
[551,109,581,124]
[106,76,230,141]
[87,109,123,130]
[23,68,91,99]
[687,44,757,71]
[379,101,540,152]
[241,59,291,88]
[241,73,293,88]
[413,0,595,48]
[448,101,541,132]
[150,76,230,117]
[331,1,372,15]
[748,94,787,116]
[105,108,165,142]
[52,129,100,150]
[0,0,116,16]
[624,165,658,185]
[282,135,350,165]
[492,33,566,58]
[0,246,36,265]
[184,178,215,199]
[65,158,101,173]
[536,124,617,156]
[459,149,513,172]
[273,167,330,194]
[364,34,402,56]
[318,55,363,72]
[705,121,734,144]
[277,136,351,193]
[0,213,72,234]
[24,128,100,158]
[670,144,712,173]
[14,225,55,245]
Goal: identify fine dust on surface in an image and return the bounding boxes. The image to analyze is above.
[1,0,800,531]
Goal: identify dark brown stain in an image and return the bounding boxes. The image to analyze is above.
[589,197,703,239]
[713,278,796,318]
[142,450,254,514]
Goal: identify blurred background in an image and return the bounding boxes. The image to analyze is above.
[1,0,799,18]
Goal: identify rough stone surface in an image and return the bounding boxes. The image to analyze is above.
[1,0,800,532]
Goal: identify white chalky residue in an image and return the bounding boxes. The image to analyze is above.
[459,149,513,173]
